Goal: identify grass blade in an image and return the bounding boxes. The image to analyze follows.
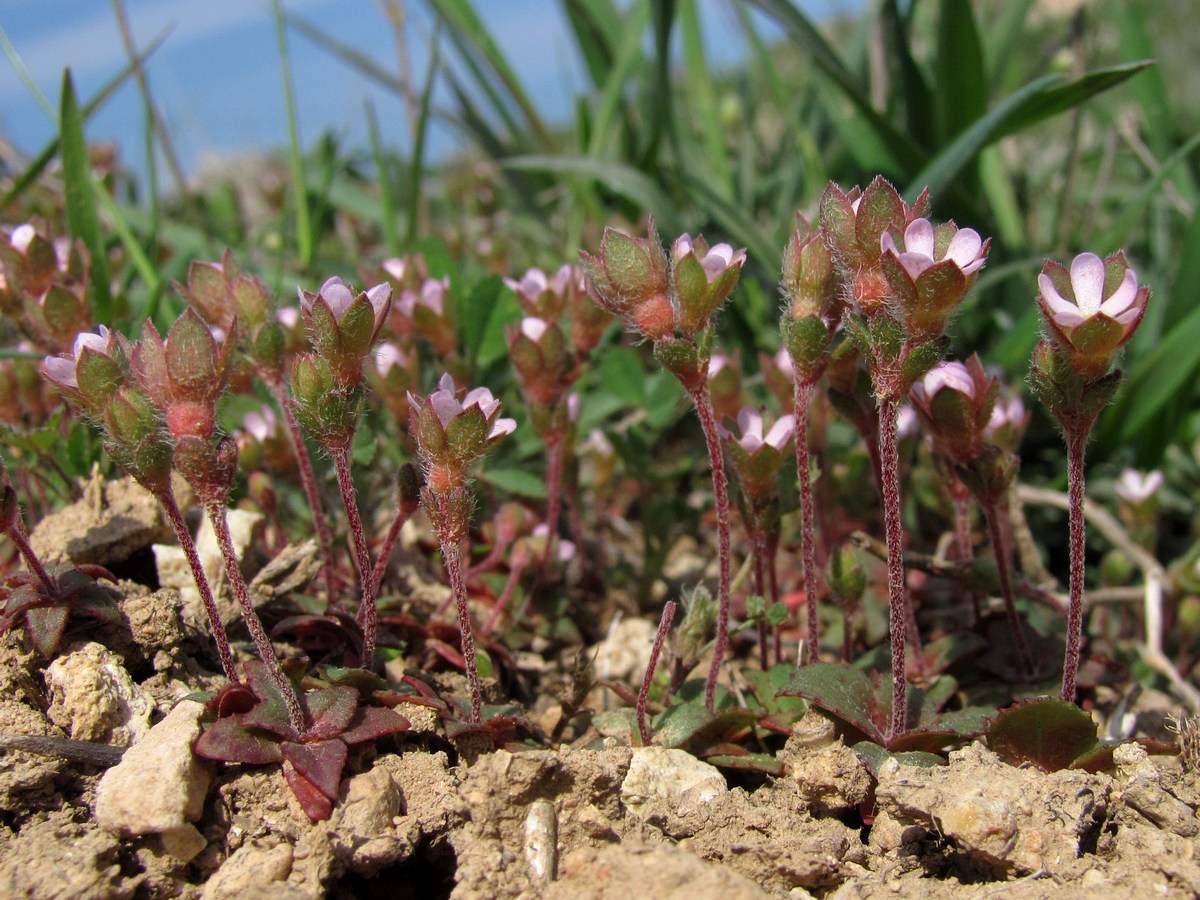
[933,0,986,142]
[366,100,399,257]
[285,11,407,95]
[272,0,313,269]
[427,0,550,146]
[406,24,441,245]
[562,0,620,89]
[1,30,169,211]
[906,61,1153,201]
[744,0,926,176]
[59,71,114,322]
[678,0,733,198]
[503,154,682,235]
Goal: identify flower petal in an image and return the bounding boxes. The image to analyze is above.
[1069,252,1106,317]
[1038,273,1087,327]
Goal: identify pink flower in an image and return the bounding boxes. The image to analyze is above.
[672,234,746,283]
[725,406,795,454]
[40,325,112,391]
[1036,251,1149,377]
[1038,252,1144,328]
[881,219,987,280]
[1114,468,1163,505]
[911,360,976,405]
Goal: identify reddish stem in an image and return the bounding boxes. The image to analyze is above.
[332,446,378,671]
[5,520,56,596]
[157,489,238,681]
[637,600,677,746]
[1061,432,1088,703]
[878,397,908,740]
[482,553,527,635]
[436,488,483,724]
[268,380,337,601]
[984,500,1035,675]
[689,384,733,713]
[204,499,305,734]
[539,434,565,571]
[751,524,769,668]
[794,379,821,659]
[370,501,415,597]
[949,473,981,624]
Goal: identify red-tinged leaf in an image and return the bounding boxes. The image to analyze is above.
[302,685,359,740]
[283,758,334,821]
[208,681,258,718]
[426,638,466,669]
[778,661,886,743]
[70,591,123,626]
[987,697,1099,772]
[282,740,347,800]
[25,604,69,657]
[340,706,410,745]
[194,717,283,765]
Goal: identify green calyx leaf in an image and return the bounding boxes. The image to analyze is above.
[166,309,219,399]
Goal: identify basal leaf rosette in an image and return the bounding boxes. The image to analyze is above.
[409,373,516,493]
[881,218,989,340]
[1036,251,1149,380]
[299,277,392,389]
[194,661,410,821]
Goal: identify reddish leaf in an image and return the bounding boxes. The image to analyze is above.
[25,604,69,657]
[340,706,410,745]
[302,685,358,740]
[282,758,334,821]
[194,716,283,765]
[281,739,346,800]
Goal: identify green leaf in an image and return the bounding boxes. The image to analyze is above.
[778,661,883,742]
[479,467,548,500]
[458,276,515,369]
[852,741,943,776]
[987,697,1098,772]
[59,71,113,321]
[933,0,986,142]
[503,155,681,236]
[908,60,1153,201]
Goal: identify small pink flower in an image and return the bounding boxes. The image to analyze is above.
[673,234,746,283]
[1038,253,1143,328]
[243,407,278,443]
[1114,468,1163,505]
[375,341,411,377]
[881,219,986,281]
[724,406,795,454]
[40,326,113,391]
[911,360,976,405]
[1035,251,1150,378]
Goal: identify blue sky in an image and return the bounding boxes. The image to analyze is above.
[0,0,853,190]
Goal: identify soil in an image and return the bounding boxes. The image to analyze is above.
[2,478,1198,899]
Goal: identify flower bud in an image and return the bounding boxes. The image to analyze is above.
[299,277,392,389]
[579,219,674,340]
[670,233,746,335]
[721,406,795,502]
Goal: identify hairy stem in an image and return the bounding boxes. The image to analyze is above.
[878,397,908,740]
[985,501,1035,675]
[204,499,305,734]
[370,501,416,597]
[690,384,733,713]
[949,472,982,624]
[636,600,677,746]
[269,380,337,600]
[435,488,483,724]
[752,524,769,668]
[157,489,238,681]
[332,447,377,670]
[1062,432,1088,702]
[794,379,820,659]
[539,433,565,571]
[6,519,55,595]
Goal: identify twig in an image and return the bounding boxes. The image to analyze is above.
[0,733,125,767]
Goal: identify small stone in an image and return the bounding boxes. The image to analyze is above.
[155,507,264,628]
[202,841,295,900]
[621,747,726,817]
[95,700,213,862]
[44,641,155,745]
